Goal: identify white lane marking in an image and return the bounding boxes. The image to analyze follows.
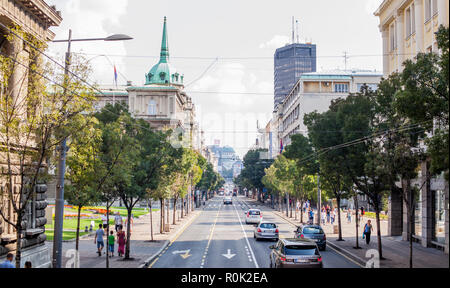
[222,249,236,259]
[232,202,259,268]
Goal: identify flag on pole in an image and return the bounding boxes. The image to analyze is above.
[114,65,118,88]
[280,139,283,154]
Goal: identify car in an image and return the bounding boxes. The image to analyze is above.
[219,192,224,196]
[293,224,326,251]
[269,238,323,268]
[254,222,279,241]
[223,196,232,205]
[244,209,262,225]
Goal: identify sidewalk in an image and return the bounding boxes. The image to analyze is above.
[46,203,204,268]
[248,197,449,268]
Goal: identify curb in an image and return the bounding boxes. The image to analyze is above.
[140,209,202,268]
[325,241,366,268]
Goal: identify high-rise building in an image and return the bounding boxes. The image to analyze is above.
[274,43,317,107]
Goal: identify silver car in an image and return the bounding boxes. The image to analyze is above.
[245,209,263,224]
[254,222,279,241]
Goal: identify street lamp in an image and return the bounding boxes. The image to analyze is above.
[51,30,132,269]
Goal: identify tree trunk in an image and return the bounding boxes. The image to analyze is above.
[15,220,22,268]
[289,196,293,218]
[375,205,383,259]
[160,198,164,234]
[278,194,281,212]
[408,183,413,268]
[149,200,154,241]
[106,200,110,268]
[300,200,304,223]
[166,199,170,230]
[286,192,290,217]
[181,197,184,219]
[295,198,298,220]
[125,208,132,259]
[337,196,343,241]
[173,197,177,225]
[76,206,82,251]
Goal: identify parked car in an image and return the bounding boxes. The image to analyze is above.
[254,222,279,241]
[219,192,224,196]
[223,196,232,205]
[269,238,323,268]
[244,209,262,224]
[294,224,326,251]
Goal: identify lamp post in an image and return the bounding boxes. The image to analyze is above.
[51,30,132,268]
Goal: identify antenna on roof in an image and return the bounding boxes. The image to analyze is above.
[292,16,295,44]
[296,19,299,43]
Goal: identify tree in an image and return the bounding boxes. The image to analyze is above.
[284,134,319,222]
[304,104,352,241]
[64,115,103,261]
[0,27,95,267]
[239,149,272,201]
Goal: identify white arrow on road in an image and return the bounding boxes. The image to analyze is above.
[222,249,236,259]
[172,250,191,259]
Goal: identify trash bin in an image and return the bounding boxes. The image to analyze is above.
[333,225,339,234]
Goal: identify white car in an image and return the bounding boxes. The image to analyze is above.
[223,196,232,205]
[245,209,263,224]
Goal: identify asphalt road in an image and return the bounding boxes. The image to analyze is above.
[150,196,359,268]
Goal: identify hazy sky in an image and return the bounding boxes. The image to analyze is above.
[47,0,383,158]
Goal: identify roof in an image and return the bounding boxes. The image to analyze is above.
[301,70,382,80]
[281,238,316,246]
[145,17,184,86]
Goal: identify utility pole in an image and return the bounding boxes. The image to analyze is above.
[343,51,349,71]
[52,29,72,268]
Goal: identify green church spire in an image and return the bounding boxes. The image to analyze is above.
[145,17,183,85]
[160,16,169,63]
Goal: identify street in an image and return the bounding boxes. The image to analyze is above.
[150,196,359,268]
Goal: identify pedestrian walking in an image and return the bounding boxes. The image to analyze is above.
[0,253,15,268]
[101,214,108,233]
[114,212,123,232]
[308,209,314,225]
[363,220,373,245]
[95,223,105,256]
[331,209,335,225]
[117,225,126,257]
[321,210,326,225]
[347,209,352,223]
[108,230,115,257]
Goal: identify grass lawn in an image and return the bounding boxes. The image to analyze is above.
[45,230,89,241]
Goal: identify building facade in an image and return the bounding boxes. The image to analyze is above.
[274,43,317,108]
[375,0,449,254]
[278,70,382,147]
[0,0,62,267]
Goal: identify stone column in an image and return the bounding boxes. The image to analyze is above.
[414,0,425,53]
[388,188,403,236]
[395,12,405,71]
[381,28,389,77]
[421,160,433,247]
[437,0,449,27]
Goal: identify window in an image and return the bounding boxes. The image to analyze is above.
[159,72,166,81]
[432,0,438,16]
[406,8,412,37]
[425,0,432,22]
[390,23,396,51]
[148,100,157,115]
[335,83,349,93]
